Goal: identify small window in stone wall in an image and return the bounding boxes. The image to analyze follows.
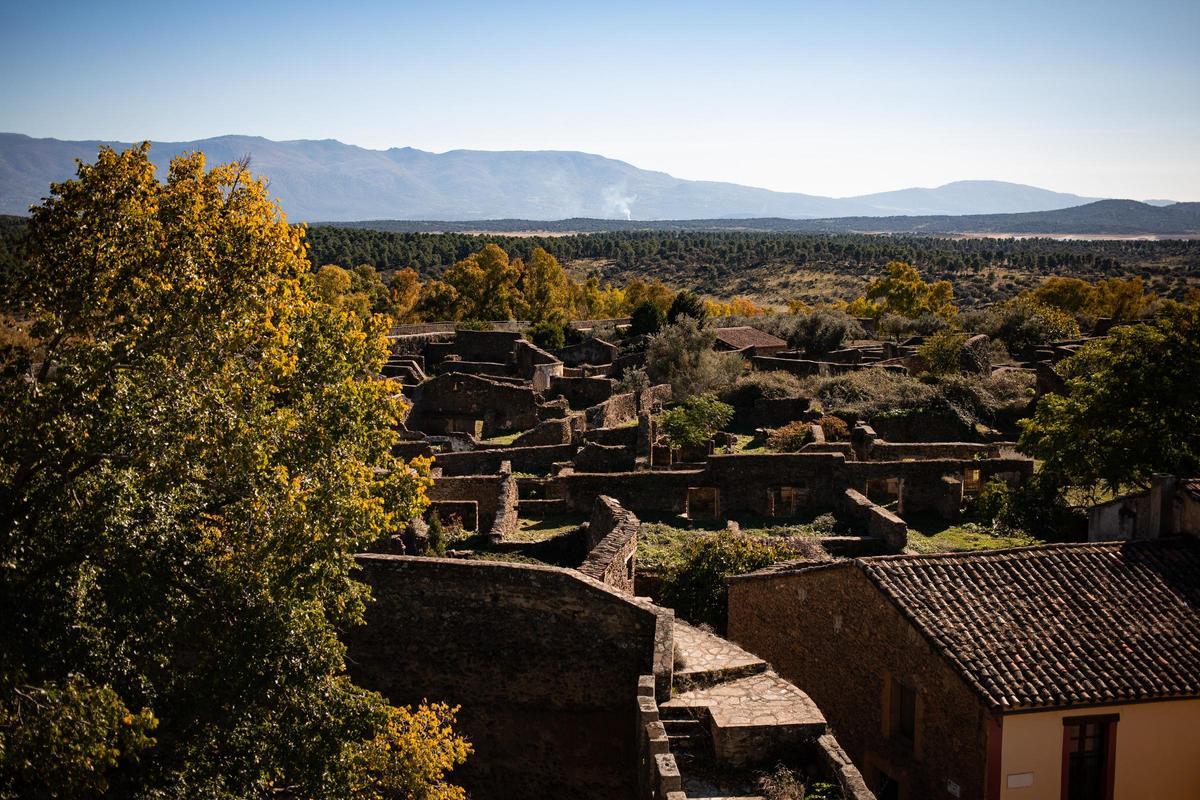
[625,554,634,582]
[887,678,918,751]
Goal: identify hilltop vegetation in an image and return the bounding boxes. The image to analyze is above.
[3,216,1196,309]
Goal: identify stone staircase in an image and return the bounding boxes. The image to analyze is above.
[663,621,828,799]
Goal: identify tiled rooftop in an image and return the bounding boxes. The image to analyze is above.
[713,326,787,351]
[860,539,1200,711]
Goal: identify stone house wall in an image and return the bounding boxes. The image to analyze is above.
[727,563,990,800]
[427,475,506,533]
[346,555,674,799]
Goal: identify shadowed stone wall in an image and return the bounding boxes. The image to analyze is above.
[346,555,673,799]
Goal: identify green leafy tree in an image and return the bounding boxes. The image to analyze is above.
[659,394,734,447]
[0,145,468,798]
[851,261,956,321]
[630,300,665,336]
[646,317,743,399]
[1019,306,1200,496]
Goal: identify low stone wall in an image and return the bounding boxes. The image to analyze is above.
[513,418,574,447]
[434,443,576,476]
[860,440,1000,461]
[584,424,639,448]
[573,442,637,473]
[579,496,640,594]
[841,488,907,552]
[346,555,674,799]
[636,675,683,800]
[556,470,699,516]
[752,356,906,378]
[488,468,519,541]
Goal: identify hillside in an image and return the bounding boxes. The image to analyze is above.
[328,200,1200,237]
[0,132,1105,221]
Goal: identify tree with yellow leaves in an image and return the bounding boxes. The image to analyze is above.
[443,243,525,320]
[850,260,956,320]
[0,144,467,798]
[521,247,571,325]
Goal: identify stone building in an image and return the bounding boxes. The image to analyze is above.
[727,539,1200,800]
[1087,474,1200,541]
[712,326,789,356]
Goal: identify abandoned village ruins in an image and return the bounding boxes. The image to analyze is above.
[346,318,1200,800]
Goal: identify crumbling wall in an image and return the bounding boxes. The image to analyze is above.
[427,475,506,533]
[406,372,540,437]
[346,555,673,799]
[513,418,575,447]
[579,496,640,594]
[587,392,637,428]
[557,470,698,516]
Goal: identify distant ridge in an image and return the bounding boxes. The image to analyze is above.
[320,200,1200,237]
[0,132,1147,222]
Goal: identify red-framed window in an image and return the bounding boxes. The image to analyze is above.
[1061,714,1118,800]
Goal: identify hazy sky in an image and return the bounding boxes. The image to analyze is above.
[2,0,1198,200]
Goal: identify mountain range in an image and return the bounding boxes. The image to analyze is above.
[0,133,1172,222]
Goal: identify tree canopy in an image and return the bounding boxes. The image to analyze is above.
[1019,305,1200,496]
[0,144,468,798]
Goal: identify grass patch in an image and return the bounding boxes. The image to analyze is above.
[637,511,837,572]
[481,431,522,446]
[507,515,585,543]
[904,514,1040,554]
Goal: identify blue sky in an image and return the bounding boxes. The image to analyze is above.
[2,0,1197,199]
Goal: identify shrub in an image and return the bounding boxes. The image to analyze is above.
[757,764,841,800]
[815,414,849,441]
[427,513,447,556]
[767,420,814,451]
[917,330,969,376]
[660,394,734,447]
[527,320,565,349]
[646,317,743,399]
[661,530,783,631]
[719,371,806,407]
[966,295,1081,353]
[616,367,651,394]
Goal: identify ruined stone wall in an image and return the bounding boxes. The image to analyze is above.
[427,475,505,532]
[406,373,540,437]
[550,375,616,409]
[587,392,637,428]
[347,555,673,799]
[841,489,907,552]
[579,496,639,594]
[863,441,1000,461]
[584,425,639,448]
[556,338,618,367]
[433,443,576,476]
[868,408,977,443]
[557,470,698,515]
[727,564,990,800]
[573,442,637,473]
[513,418,574,447]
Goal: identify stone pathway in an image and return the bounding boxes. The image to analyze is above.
[672,620,767,689]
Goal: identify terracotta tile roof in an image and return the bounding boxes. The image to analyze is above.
[1182,478,1200,501]
[713,326,787,351]
[859,539,1200,712]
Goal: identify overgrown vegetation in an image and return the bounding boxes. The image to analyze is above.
[660,530,785,631]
